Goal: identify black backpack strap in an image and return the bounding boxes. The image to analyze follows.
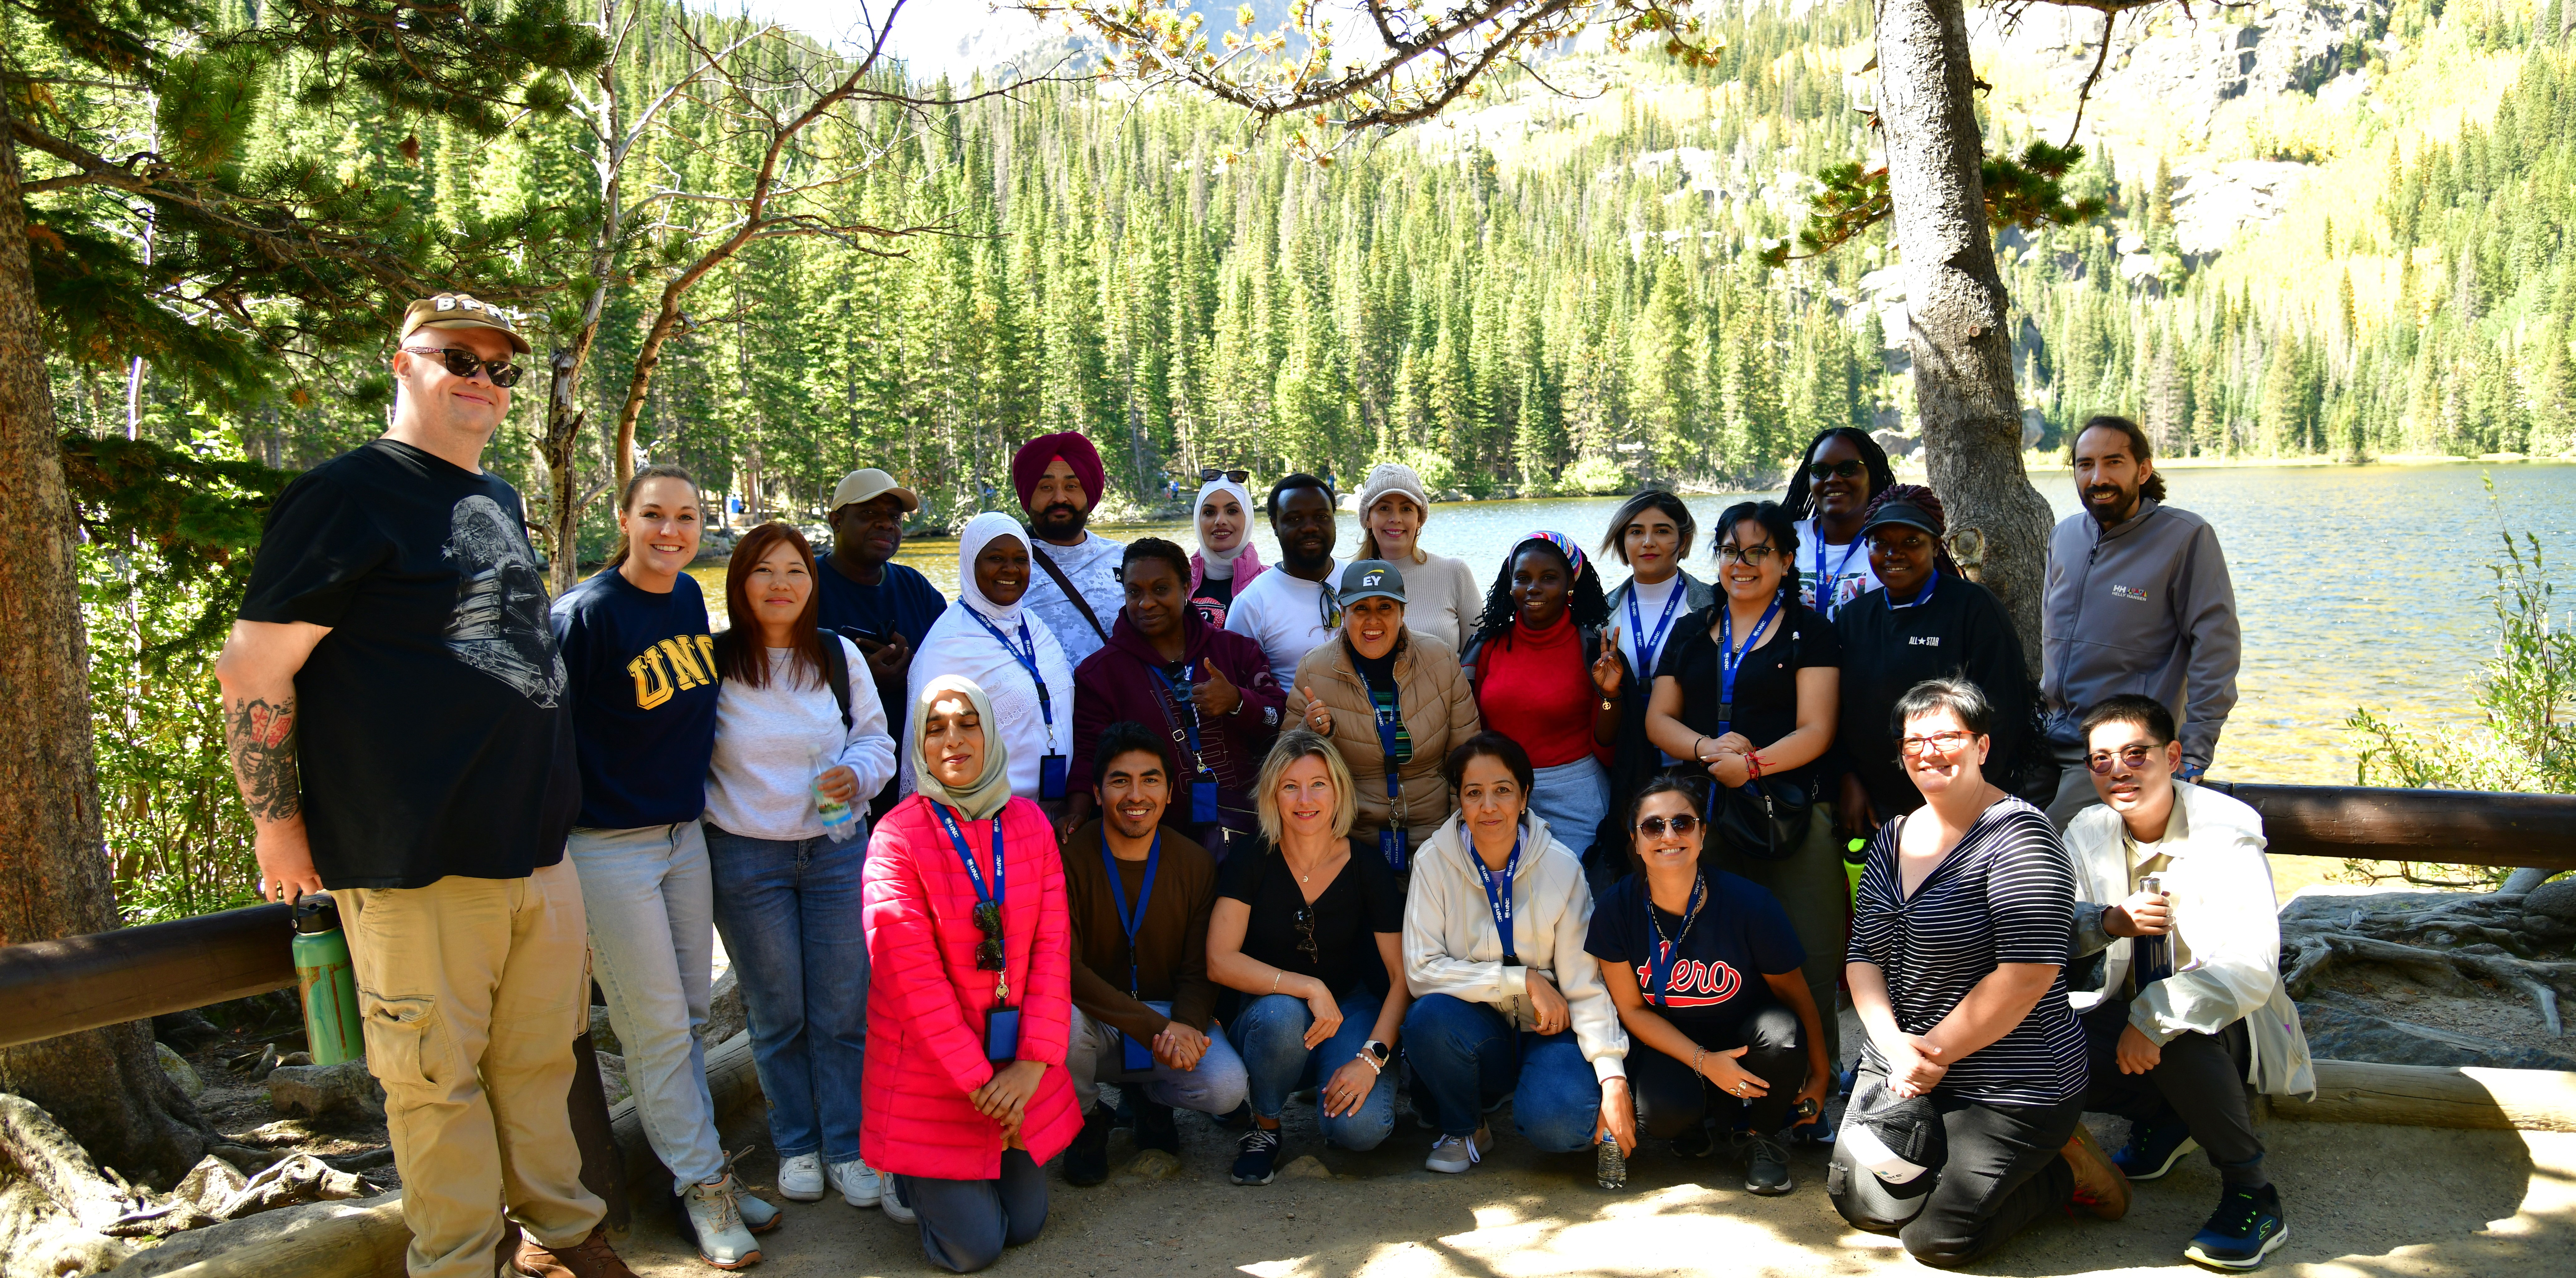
[819,633,854,730]
[1027,535,1113,644]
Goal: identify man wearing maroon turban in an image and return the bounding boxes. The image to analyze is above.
[1011,432,1126,666]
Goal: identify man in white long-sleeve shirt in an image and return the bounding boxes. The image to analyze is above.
[2067,695,2308,1272]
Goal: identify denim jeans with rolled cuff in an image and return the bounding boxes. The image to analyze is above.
[1223,991,1396,1151]
[705,822,868,1163]
[1400,993,1604,1151]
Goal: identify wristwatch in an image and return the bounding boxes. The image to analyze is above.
[1359,1039,1392,1067]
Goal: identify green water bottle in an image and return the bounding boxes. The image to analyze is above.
[293,894,366,1066]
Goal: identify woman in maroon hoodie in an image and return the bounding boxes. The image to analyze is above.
[1071,538,1286,860]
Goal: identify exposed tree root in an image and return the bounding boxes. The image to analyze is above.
[2284,912,2576,1039]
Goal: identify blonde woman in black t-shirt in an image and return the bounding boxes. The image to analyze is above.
[1206,730,1409,1186]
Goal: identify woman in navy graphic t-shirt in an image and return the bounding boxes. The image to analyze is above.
[1586,775,1833,1196]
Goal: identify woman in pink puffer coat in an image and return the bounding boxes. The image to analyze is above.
[863,674,1080,1272]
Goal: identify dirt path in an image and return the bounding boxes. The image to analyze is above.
[616,1100,2575,1278]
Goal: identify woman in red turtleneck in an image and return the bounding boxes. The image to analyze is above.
[1460,532,1622,866]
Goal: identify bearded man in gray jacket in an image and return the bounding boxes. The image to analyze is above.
[2039,415,2241,827]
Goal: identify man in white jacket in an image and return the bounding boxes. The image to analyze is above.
[2067,695,2309,1271]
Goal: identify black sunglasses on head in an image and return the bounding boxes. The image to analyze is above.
[403,345,524,388]
[1201,467,1251,483]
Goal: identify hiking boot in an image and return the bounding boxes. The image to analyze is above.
[2061,1124,2132,1221]
[1064,1107,1114,1187]
[1425,1125,1492,1174]
[1134,1099,1181,1154]
[683,1177,762,1269]
[880,1176,917,1226]
[734,1187,779,1235]
[1734,1131,1794,1196]
[2114,1116,2200,1182]
[775,1153,825,1203]
[2185,1183,2288,1269]
[1232,1126,1282,1185]
[825,1157,880,1208]
[515,1226,637,1278]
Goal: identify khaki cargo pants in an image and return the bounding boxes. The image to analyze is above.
[342,860,605,1278]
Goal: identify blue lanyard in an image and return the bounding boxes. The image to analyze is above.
[1646,876,1706,1008]
[966,609,1053,729]
[1813,519,1865,618]
[1715,595,1783,737]
[1624,578,1686,695]
[1099,833,1161,998]
[1479,832,1524,964]
[1370,694,1405,806]
[933,803,1006,914]
[1891,570,1939,610]
[1150,664,1205,762]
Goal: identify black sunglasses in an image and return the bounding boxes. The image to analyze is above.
[1293,904,1320,963]
[2086,744,2160,775]
[1201,467,1251,483]
[1636,814,1701,837]
[404,345,524,388]
[1807,458,1866,482]
[972,900,1006,972]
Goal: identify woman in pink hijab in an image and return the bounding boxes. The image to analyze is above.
[1186,472,1266,629]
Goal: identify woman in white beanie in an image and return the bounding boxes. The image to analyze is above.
[1356,462,1482,654]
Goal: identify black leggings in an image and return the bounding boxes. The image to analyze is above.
[2081,998,2266,1185]
[1629,1004,1808,1138]
[1827,1065,2082,1268]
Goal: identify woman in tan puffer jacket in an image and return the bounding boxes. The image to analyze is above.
[1286,559,1481,874]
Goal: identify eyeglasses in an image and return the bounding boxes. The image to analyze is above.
[2086,744,2160,774]
[1807,459,1867,482]
[1293,905,1320,963]
[1899,731,1975,758]
[402,346,524,388]
[1200,467,1251,483]
[971,900,1006,972]
[1635,814,1701,837]
[1715,544,1778,565]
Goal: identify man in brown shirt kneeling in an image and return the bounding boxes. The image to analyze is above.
[1059,722,1251,1184]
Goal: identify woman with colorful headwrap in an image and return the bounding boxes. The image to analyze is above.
[1831,484,2038,837]
[862,674,1079,1270]
[1459,531,1621,867]
[906,514,1077,810]
[1186,473,1267,630]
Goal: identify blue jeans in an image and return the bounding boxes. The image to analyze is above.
[896,1149,1047,1274]
[566,822,723,1190]
[1528,756,1608,865]
[705,822,867,1163]
[1066,1002,1250,1117]
[1223,992,1396,1151]
[1401,993,1603,1152]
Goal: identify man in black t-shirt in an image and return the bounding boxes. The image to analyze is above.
[814,466,947,818]
[216,294,630,1278]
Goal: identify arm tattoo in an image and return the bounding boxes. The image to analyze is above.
[227,696,304,822]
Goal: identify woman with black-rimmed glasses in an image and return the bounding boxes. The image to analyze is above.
[1587,776,1830,1195]
[1205,730,1408,1185]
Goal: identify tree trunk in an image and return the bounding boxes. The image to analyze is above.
[0,96,207,1185]
[1874,0,2056,675]
[538,366,590,595]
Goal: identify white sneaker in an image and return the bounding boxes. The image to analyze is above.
[880,1174,917,1225]
[777,1152,825,1202]
[826,1157,882,1208]
[1426,1125,1493,1174]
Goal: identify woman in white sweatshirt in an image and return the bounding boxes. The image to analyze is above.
[705,522,900,1211]
[1399,732,1629,1178]
[905,513,1076,811]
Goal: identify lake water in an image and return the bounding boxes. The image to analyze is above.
[694,463,2576,788]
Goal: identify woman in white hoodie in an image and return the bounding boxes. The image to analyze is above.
[905,514,1076,811]
[1400,732,1629,1178]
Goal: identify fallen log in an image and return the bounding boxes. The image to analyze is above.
[610,1030,764,1202]
[2269,1059,2576,1132]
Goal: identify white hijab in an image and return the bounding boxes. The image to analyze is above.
[1194,477,1256,577]
[906,512,1074,800]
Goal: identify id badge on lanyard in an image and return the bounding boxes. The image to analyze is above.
[1103,834,1164,1071]
[1482,834,1523,967]
[1715,594,1783,737]
[1373,701,1408,873]
[1156,665,1221,823]
[973,610,1067,798]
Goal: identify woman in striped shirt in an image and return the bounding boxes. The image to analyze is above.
[1830,677,2128,1267]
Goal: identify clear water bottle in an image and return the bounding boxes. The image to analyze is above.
[813,746,858,842]
[2134,872,2174,986]
[1597,1127,1628,1190]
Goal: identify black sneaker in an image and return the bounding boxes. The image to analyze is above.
[1671,1119,1716,1159]
[2186,1183,2288,1269]
[1735,1131,1793,1196]
[2114,1116,2200,1183]
[1232,1127,1283,1186]
[1063,1107,1112,1187]
[1134,1099,1180,1154]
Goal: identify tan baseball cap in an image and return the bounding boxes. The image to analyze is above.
[399,293,530,354]
[829,468,921,515]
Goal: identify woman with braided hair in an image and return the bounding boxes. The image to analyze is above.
[1459,531,1621,868]
[1831,485,2037,838]
[1782,427,1898,621]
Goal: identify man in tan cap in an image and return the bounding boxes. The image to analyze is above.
[817,467,946,817]
[216,293,636,1278]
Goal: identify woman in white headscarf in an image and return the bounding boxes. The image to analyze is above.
[906,514,1076,807]
[1186,473,1266,630]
